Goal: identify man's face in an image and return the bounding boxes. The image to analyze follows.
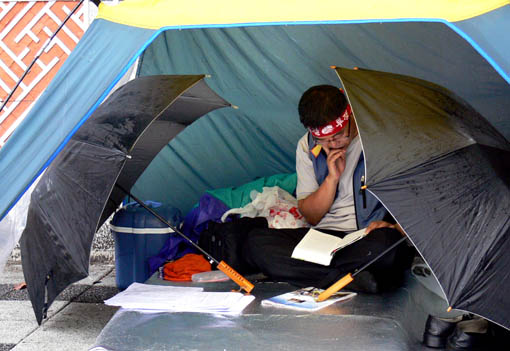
[312,116,355,152]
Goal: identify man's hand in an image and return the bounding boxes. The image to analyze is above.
[297,145,344,225]
[365,221,406,236]
[324,146,346,181]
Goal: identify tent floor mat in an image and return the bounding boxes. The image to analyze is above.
[92,270,449,350]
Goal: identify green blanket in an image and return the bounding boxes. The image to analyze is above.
[206,173,297,209]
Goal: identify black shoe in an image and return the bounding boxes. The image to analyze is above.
[347,271,379,293]
[447,318,491,350]
[423,315,464,348]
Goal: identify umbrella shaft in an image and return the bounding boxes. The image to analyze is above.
[353,236,407,277]
[115,185,220,265]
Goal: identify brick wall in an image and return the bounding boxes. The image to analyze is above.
[0,0,95,146]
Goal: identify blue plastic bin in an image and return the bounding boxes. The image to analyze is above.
[111,201,181,290]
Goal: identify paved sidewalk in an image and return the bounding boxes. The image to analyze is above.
[0,262,119,351]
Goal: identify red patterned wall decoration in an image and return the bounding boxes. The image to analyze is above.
[0,0,93,146]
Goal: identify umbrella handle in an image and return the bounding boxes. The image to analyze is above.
[217,261,254,293]
[316,273,353,302]
[316,236,407,301]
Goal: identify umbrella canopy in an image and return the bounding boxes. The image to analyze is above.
[334,67,510,329]
[20,75,230,324]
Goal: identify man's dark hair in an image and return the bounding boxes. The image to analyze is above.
[298,85,348,128]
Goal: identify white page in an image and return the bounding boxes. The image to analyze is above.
[332,228,367,252]
[104,283,204,306]
[291,228,367,266]
[119,294,255,315]
[104,283,255,314]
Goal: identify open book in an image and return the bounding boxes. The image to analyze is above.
[261,287,356,311]
[291,228,367,266]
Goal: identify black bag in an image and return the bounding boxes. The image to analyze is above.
[198,217,268,274]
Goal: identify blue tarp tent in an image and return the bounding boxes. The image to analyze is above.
[0,0,509,323]
[1,0,510,221]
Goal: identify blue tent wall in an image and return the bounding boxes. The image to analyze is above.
[133,21,510,214]
[455,5,510,85]
[1,11,510,220]
[0,20,155,220]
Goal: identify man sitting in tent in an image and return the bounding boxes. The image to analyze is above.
[243,85,412,292]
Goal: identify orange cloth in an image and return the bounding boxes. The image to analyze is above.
[162,253,211,281]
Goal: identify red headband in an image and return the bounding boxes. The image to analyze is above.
[308,104,352,138]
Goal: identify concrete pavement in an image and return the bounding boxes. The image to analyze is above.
[0,262,119,351]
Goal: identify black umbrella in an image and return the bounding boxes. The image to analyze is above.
[20,75,230,324]
[333,67,510,329]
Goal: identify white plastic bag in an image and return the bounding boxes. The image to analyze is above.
[221,186,309,229]
[0,177,39,274]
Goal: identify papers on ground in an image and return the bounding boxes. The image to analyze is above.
[291,228,367,266]
[104,282,255,315]
[261,287,356,311]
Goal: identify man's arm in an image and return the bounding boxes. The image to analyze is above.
[298,147,345,225]
[298,176,336,225]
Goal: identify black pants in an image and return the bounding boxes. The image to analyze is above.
[242,226,412,289]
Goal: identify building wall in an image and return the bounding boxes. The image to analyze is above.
[1,1,115,263]
[0,0,96,146]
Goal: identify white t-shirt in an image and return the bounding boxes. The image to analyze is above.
[295,133,362,232]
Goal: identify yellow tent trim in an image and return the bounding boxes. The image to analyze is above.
[97,0,509,30]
